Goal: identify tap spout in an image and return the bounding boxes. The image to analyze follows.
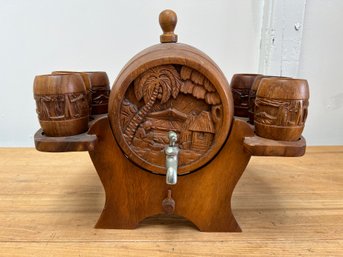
[165,131,179,185]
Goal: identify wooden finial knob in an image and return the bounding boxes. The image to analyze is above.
[159,9,178,43]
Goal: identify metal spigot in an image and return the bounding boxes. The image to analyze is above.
[165,131,179,185]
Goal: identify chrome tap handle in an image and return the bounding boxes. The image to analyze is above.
[165,131,179,185]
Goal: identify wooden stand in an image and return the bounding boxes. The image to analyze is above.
[34,115,306,232]
[33,10,308,232]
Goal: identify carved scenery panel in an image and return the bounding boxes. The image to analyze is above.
[119,65,223,171]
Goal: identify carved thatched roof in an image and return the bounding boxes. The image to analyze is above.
[146,119,182,132]
[189,111,215,133]
[147,108,187,122]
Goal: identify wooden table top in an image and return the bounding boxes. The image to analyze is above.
[0,146,342,256]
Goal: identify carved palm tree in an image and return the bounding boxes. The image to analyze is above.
[124,65,182,144]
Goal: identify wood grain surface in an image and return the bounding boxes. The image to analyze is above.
[0,147,342,256]
[88,117,253,232]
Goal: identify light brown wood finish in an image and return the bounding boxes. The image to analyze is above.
[32,10,309,232]
[34,114,306,231]
[159,9,178,43]
[88,116,254,231]
[255,77,309,141]
[244,135,306,156]
[109,43,234,175]
[109,10,234,175]
[247,75,288,124]
[0,147,342,256]
[34,129,97,152]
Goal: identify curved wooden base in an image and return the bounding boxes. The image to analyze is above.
[34,116,307,232]
[88,117,254,232]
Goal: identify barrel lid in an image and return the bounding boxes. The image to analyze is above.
[108,10,234,175]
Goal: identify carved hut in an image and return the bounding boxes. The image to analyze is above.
[146,108,187,142]
[188,111,215,151]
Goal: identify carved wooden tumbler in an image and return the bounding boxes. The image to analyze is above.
[33,9,309,232]
[52,71,93,114]
[84,72,110,115]
[248,75,287,124]
[231,73,260,117]
[33,74,89,136]
[254,78,309,141]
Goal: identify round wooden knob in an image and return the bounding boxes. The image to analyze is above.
[159,9,178,43]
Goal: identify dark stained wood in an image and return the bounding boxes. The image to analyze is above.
[88,116,254,232]
[34,129,97,152]
[83,71,110,115]
[254,78,309,141]
[33,74,89,136]
[243,135,306,157]
[231,73,260,117]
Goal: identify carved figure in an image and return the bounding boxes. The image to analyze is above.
[35,93,88,121]
[230,74,260,117]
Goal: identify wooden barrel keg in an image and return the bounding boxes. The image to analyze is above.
[109,45,233,175]
[52,71,92,114]
[254,78,309,141]
[83,72,110,115]
[230,73,260,117]
[33,74,89,136]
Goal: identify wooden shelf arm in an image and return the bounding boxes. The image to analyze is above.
[34,129,97,152]
[243,135,306,157]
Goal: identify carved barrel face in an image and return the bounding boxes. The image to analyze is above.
[109,43,233,175]
[120,64,223,172]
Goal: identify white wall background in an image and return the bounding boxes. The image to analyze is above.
[298,0,343,145]
[0,0,342,146]
[0,0,263,147]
